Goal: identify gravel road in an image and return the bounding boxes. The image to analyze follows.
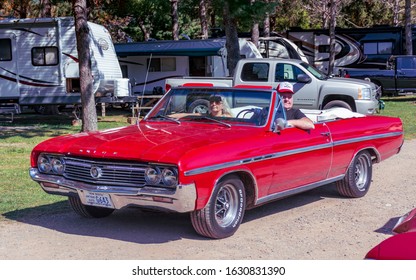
[1,140,415,260]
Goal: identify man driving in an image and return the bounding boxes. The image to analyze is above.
[277,82,315,130]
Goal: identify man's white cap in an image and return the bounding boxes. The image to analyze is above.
[277,82,294,94]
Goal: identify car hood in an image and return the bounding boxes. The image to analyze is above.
[33,121,265,166]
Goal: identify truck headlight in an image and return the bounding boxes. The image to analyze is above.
[358,87,371,100]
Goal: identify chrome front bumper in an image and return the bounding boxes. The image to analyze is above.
[29,168,197,213]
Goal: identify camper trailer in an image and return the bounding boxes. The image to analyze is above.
[115,37,308,95]
[115,38,263,95]
[0,17,131,114]
[286,26,415,75]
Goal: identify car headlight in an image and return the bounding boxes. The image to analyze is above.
[161,168,178,187]
[145,165,178,188]
[51,158,65,174]
[358,87,371,100]
[145,167,161,185]
[38,155,52,173]
[37,154,65,175]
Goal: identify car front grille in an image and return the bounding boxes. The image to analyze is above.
[63,157,147,187]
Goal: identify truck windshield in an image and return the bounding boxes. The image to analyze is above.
[301,62,328,80]
[145,87,273,127]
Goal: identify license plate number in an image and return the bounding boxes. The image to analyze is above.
[84,191,114,208]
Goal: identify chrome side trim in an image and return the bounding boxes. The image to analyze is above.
[332,131,403,147]
[184,131,403,176]
[29,168,196,213]
[184,142,333,176]
[256,175,344,206]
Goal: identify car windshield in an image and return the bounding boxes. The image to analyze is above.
[301,62,328,80]
[145,87,273,127]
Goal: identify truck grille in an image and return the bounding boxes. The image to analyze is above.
[63,157,147,187]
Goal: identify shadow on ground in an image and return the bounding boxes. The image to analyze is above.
[2,184,341,244]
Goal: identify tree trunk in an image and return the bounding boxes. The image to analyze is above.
[405,0,413,55]
[171,0,179,40]
[199,0,209,39]
[72,0,98,132]
[328,0,337,75]
[223,2,240,76]
[40,0,52,17]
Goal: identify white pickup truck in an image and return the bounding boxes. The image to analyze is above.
[165,58,381,115]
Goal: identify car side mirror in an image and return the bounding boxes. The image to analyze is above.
[297,74,311,83]
[273,118,287,133]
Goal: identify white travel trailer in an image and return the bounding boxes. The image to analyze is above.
[115,37,308,95]
[115,38,262,95]
[0,17,131,113]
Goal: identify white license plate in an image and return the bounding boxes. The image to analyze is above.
[84,191,114,208]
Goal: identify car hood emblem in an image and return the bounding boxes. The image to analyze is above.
[90,165,103,179]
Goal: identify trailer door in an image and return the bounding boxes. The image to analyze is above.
[0,35,19,99]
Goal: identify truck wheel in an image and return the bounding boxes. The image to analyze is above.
[323,100,352,111]
[188,99,210,114]
[68,196,114,218]
[33,105,60,115]
[190,175,246,239]
[336,150,372,198]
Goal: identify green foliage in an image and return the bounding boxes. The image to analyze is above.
[340,0,394,27]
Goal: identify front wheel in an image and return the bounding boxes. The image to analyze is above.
[190,175,246,239]
[323,100,352,111]
[336,150,372,198]
[68,196,115,218]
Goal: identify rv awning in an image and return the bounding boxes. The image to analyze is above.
[114,39,226,57]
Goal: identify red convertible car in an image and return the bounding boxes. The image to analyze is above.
[365,208,416,259]
[29,86,404,239]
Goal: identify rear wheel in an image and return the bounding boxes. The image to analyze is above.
[68,196,114,218]
[323,100,352,111]
[336,150,372,198]
[190,175,246,239]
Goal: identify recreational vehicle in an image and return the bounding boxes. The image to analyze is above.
[286,26,416,75]
[0,17,131,114]
[115,37,307,95]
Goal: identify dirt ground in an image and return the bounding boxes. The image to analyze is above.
[0,140,415,260]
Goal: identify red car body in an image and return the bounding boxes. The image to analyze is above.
[365,209,416,260]
[30,87,404,238]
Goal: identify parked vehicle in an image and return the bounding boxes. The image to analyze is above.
[0,17,132,114]
[115,37,307,95]
[365,208,416,260]
[286,25,415,75]
[29,86,403,239]
[344,55,416,96]
[165,58,381,115]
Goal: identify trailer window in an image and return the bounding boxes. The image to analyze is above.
[148,57,176,72]
[32,47,59,66]
[363,42,393,55]
[0,39,12,61]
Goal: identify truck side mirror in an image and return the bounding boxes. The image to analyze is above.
[297,74,311,83]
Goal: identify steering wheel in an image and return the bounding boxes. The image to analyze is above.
[236,108,257,119]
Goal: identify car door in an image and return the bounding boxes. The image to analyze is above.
[267,122,332,195]
[0,34,19,99]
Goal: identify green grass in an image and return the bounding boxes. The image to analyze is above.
[0,108,131,221]
[379,96,416,140]
[0,99,414,221]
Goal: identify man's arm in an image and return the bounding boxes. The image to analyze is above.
[287,117,315,130]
